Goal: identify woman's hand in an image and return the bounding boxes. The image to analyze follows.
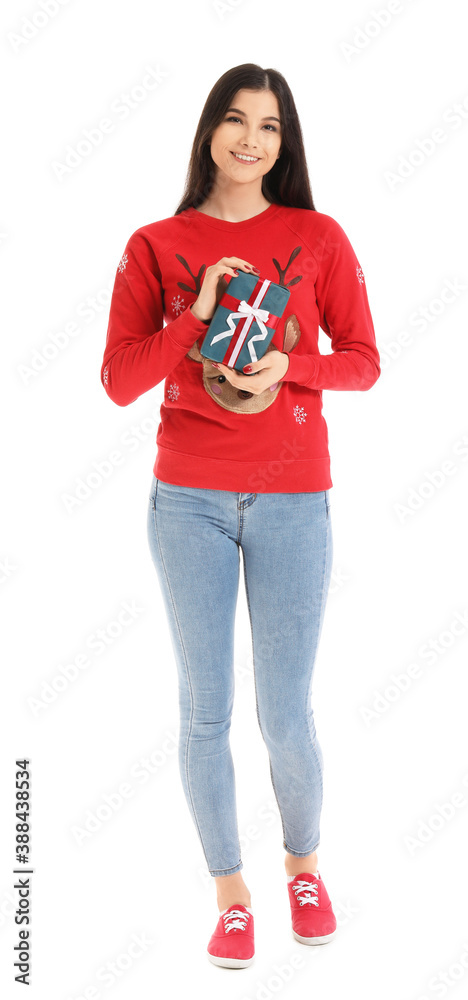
[211,349,290,394]
[191,256,260,322]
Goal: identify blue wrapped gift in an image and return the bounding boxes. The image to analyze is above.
[199,272,291,372]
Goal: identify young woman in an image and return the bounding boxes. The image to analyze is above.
[101,63,380,969]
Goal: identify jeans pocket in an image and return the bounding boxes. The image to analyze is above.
[324,490,330,517]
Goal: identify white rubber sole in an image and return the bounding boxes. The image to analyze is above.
[207,950,255,968]
[292,928,336,945]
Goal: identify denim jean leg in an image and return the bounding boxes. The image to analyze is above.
[146,477,244,876]
[240,489,333,857]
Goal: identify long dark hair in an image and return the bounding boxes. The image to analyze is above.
[174,63,316,215]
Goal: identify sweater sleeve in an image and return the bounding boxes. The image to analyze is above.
[100,229,211,406]
[281,216,380,391]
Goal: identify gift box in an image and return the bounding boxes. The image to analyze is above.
[199,272,291,373]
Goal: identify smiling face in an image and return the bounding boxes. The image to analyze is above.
[208,88,282,188]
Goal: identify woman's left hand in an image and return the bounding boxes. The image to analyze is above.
[210,350,290,394]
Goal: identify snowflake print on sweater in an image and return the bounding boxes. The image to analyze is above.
[167,382,180,401]
[293,404,307,424]
[171,294,186,316]
[100,206,381,493]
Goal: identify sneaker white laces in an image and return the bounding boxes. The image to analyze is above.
[292,879,319,906]
[223,908,250,933]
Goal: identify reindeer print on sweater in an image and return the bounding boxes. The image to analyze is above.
[174,247,304,414]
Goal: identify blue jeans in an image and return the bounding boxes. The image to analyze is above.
[146,476,333,877]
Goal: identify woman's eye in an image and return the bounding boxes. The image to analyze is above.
[225,116,276,131]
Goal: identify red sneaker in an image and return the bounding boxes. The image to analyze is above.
[287,871,337,944]
[207,903,255,968]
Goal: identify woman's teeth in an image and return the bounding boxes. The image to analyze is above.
[231,151,260,163]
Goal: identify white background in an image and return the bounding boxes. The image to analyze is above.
[1,0,467,996]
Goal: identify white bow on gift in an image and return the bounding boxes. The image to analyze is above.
[210,298,271,364]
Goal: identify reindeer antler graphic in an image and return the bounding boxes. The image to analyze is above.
[272,246,303,287]
[175,253,206,295]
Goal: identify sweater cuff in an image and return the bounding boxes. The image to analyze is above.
[166,304,212,349]
[281,351,318,387]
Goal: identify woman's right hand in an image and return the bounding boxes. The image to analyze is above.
[190,257,260,322]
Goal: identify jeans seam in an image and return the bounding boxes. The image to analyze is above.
[151,480,214,875]
[305,525,328,799]
[283,520,329,857]
[291,523,329,855]
[283,839,320,857]
[242,550,289,851]
[209,861,243,876]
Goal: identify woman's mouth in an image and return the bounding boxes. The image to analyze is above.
[230,151,261,164]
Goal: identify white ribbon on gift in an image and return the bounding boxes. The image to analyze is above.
[209,278,272,365]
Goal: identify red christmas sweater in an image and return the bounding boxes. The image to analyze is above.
[101,203,380,492]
